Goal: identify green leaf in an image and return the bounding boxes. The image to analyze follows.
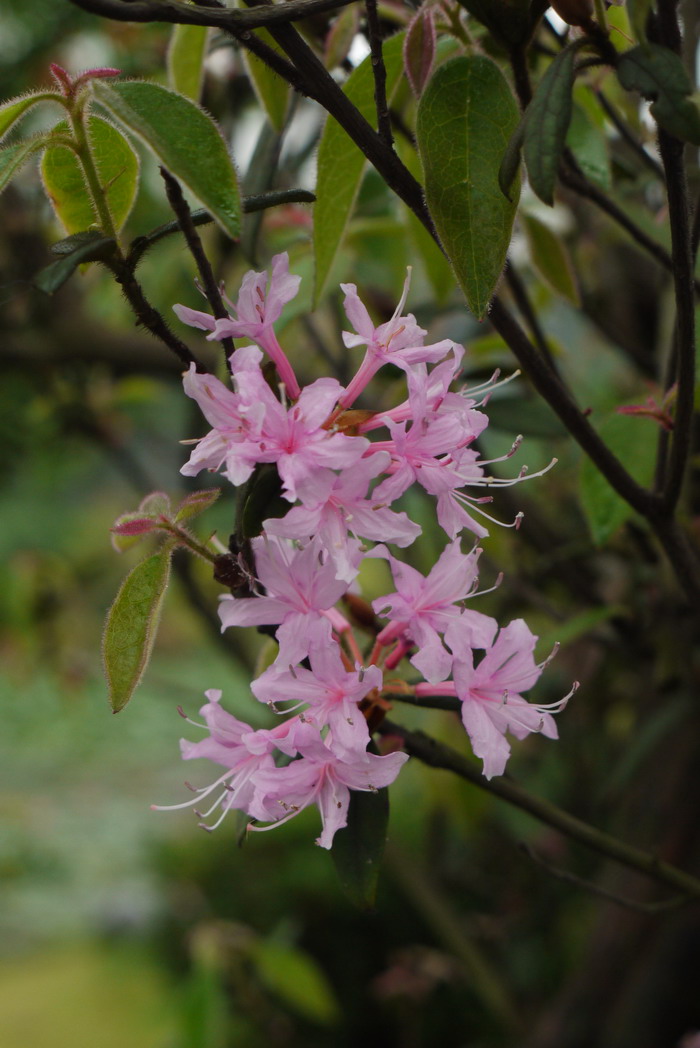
[0,91,60,142]
[0,137,44,197]
[522,212,580,305]
[454,0,548,47]
[250,941,339,1025]
[331,784,389,909]
[579,413,656,545]
[523,46,576,205]
[167,24,210,102]
[175,487,221,523]
[239,463,287,540]
[102,546,173,712]
[485,392,568,437]
[617,44,700,145]
[417,55,520,319]
[242,29,290,132]
[33,231,116,294]
[313,31,405,306]
[41,116,139,235]
[626,0,654,45]
[324,5,360,71]
[396,137,454,305]
[566,101,611,190]
[92,79,241,240]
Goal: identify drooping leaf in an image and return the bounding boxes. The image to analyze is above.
[175,487,221,522]
[455,0,548,47]
[579,413,656,545]
[617,44,700,145]
[0,137,44,197]
[522,212,580,305]
[626,0,654,45]
[41,116,139,235]
[167,24,210,102]
[0,91,60,142]
[566,101,611,190]
[250,941,339,1025]
[313,32,405,306]
[102,546,173,712]
[242,29,290,132]
[523,45,576,205]
[331,784,390,909]
[33,231,116,294]
[324,5,360,71]
[417,55,520,319]
[404,7,436,98]
[92,79,241,240]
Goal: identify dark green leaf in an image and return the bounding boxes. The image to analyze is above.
[34,232,116,294]
[417,55,520,319]
[617,44,700,145]
[579,413,656,545]
[313,32,405,306]
[102,546,173,712]
[0,138,44,196]
[498,114,526,201]
[523,46,576,205]
[167,24,210,102]
[92,79,241,240]
[454,0,548,47]
[626,0,654,45]
[41,116,139,235]
[239,463,287,540]
[331,784,390,909]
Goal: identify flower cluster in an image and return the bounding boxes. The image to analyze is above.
[157,255,571,848]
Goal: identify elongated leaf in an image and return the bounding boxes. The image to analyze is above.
[455,0,548,47]
[41,116,139,235]
[92,79,241,240]
[331,785,389,909]
[417,55,520,319]
[250,941,339,1024]
[313,32,405,306]
[566,101,611,189]
[167,24,210,102]
[617,44,700,145]
[34,232,116,294]
[404,8,436,98]
[579,413,656,545]
[523,46,576,205]
[0,92,59,141]
[522,212,579,305]
[0,138,43,197]
[397,137,454,305]
[242,29,290,132]
[102,546,173,712]
[626,0,654,44]
[175,487,221,522]
[324,5,360,71]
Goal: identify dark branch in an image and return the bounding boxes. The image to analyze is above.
[68,0,360,30]
[364,0,393,148]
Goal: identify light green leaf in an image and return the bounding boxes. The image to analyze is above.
[522,212,580,305]
[566,101,611,189]
[251,941,339,1025]
[41,116,139,235]
[34,231,116,294]
[102,546,173,712]
[313,31,405,306]
[523,46,576,205]
[92,79,241,240]
[167,24,210,102]
[579,413,656,545]
[417,55,520,319]
[242,28,290,132]
[0,137,44,197]
[0,91,60,142]
[174,487,221,522]
[331,783,389,909]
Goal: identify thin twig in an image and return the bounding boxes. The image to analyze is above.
[379,721,700,902]
[504,262,559,375]
[364,0,393,148]
[160,167,235,364]
[594,89,665,180]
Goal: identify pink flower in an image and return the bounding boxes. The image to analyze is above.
[218,536,349,666]
[252,643,382,755]
[452,620,566,779]
[338,271,456,408]
[264,454,420,583]
[370,541,497,683]
[174,253,302,398]
[249,722,408,848]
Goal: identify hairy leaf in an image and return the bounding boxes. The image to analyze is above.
[175,487,221,522]
[167,24,210,102]
[523,46,576,205]
[404,8,436,98]
[313,32,405,306]
[417,55,520,319]
[0,92,59,142]
[0,138,44,197]
[331,784,390,909]
[617,44,700,145]
[102,546,173,712]
[41,116,139,235]
[92,79,241,240]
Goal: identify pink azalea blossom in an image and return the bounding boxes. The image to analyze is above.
[249,722,408,848]
[452,620,566,779]
[218,536,349,666]
[252,643,382,755]
[370,541,497,683]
